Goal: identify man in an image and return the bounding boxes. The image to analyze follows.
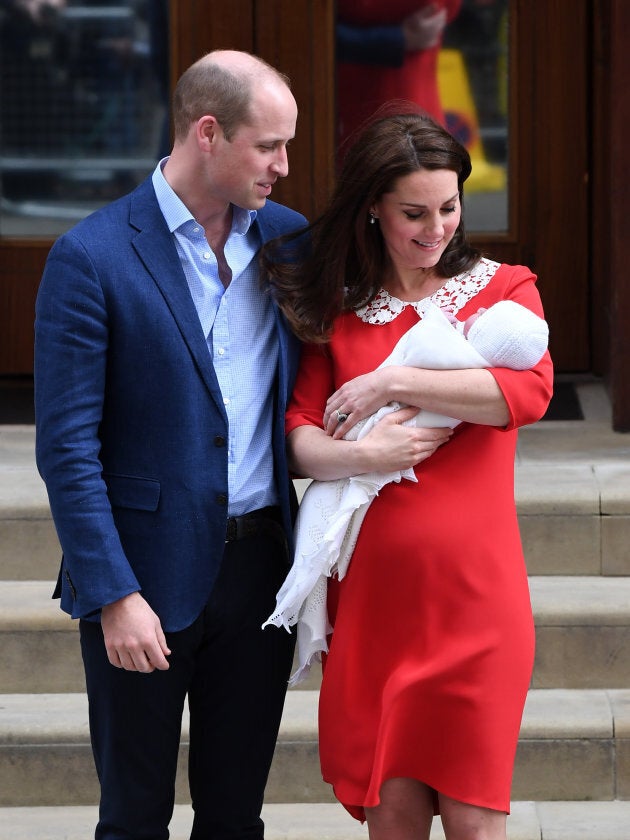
[35,50,305,840]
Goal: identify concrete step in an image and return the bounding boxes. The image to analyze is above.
[0,463,60,581]
[1,689,629,807]
[0,581,82,693]
[2,800,630,840]
[530,576,630,688]
[2,464,630,581]
[3,577,630,693]
[515,463,630,576]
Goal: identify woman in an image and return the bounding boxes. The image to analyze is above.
[264,111,552,839]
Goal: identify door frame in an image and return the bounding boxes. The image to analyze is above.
[591,0,630,430]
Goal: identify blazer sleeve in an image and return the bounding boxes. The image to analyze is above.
[35,232,141,618]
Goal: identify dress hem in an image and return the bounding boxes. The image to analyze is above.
[327,776,512,823]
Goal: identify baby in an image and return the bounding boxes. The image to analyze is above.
[453,299,549,370]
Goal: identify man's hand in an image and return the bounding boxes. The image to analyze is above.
[100,592,171,672]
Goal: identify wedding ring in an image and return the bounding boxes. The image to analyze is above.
[336,410,349,424]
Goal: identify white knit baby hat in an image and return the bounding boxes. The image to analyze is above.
[466,299,549,370]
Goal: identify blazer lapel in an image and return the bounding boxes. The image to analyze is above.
[128,182,227,419]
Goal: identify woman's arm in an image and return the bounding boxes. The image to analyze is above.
[288,406,452,481]
[323,266,554,437]
[324,366,509,439]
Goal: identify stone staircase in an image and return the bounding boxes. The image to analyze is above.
[1,405,630,839]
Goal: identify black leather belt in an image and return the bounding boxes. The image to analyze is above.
[225,506,286,546]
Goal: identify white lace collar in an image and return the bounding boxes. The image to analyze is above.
[355,257,500,325]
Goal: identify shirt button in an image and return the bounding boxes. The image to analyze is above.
[216,493,228,506]
[217,348,225,356]
[193,226,199,233]
[214,435,226,447]
[223,397,230,406]
[203,251,211,260]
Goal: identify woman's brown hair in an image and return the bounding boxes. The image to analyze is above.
[262,108,480,343]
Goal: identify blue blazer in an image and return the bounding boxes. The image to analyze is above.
[35,177,306,632]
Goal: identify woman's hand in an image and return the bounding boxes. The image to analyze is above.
[327,366,511,432]
[324,369,392,438]
[356,406,452,473]
[288,407,452,482]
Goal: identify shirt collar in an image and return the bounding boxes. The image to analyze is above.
[152,158,257,236]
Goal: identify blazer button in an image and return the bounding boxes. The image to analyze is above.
[214,435,226,447]
[216,493,228,506]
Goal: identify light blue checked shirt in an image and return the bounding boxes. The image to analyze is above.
[152,161,279,517]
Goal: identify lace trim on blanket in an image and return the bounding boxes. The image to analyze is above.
[355,257,500,324]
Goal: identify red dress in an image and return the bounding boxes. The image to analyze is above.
[285,261,553,820]
[337,0,462,149]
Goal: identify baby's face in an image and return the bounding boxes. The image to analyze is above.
[463,307,487,337]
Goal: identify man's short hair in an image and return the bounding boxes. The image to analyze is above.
[172,53,290,142]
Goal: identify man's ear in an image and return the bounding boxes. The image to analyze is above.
[197,115,221,150]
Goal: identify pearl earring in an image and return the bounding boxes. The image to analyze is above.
[369,213,377,225]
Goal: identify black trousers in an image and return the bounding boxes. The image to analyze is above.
[80,530,296,840]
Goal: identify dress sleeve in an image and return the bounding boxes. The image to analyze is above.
[485,265,554,430]
[286,342,335,435]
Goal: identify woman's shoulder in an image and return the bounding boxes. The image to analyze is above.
[441,258,538,308]
[483,261,540,301]
[450,259,543,318]
[490,261,538,282]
